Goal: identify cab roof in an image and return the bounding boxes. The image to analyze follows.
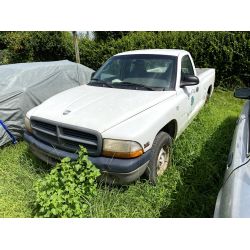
[114,49,188,57]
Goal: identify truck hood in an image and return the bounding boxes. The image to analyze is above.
[29,85,175,133]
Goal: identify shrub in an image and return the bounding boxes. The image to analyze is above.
[1,31,74,64]
[34,146,101,218]
[78,31,250,88]
[0,32,7,50]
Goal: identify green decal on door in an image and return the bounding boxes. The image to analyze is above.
[191,96,194,106]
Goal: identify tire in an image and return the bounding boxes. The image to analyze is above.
[144,132,172,185]
[206,86,212,103]
[205,92,210,103]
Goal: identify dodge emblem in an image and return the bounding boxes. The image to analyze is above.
[63,110,71,115]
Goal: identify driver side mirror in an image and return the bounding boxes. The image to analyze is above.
[234,88,250,99]
[180,75,199,87]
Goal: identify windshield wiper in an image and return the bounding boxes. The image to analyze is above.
[89,79,114,88]
[115,81,155,91]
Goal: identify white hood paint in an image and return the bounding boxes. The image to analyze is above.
[29,85,176,133]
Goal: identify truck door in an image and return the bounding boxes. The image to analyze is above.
[180,55,199,120]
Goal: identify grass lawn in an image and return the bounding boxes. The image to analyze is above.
[0,89,244,218]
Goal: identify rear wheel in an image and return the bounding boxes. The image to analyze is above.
[144,132,172,185]
[206,86,212,103]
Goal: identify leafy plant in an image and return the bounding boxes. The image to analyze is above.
[34,146,100,218]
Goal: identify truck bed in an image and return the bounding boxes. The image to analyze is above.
[196,68,214,77]
[195,68,214,77]
[196,68,215,82]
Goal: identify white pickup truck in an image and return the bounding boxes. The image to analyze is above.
[24,49,215,184]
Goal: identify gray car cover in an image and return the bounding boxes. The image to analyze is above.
[0,60,94,146]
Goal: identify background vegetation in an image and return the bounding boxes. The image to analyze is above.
[0,31,249,88]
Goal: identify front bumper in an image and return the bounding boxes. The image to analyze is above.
[24,132,151,184]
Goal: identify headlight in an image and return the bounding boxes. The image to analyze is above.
[102,139,143,158]
[25,116,32,133]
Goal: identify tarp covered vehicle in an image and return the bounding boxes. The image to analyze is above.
[0,60,94,146]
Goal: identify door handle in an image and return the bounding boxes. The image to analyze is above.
[196,87,199,92]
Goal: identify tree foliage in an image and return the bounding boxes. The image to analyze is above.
[0,31,74,64]
[93,31,130,41]
[0,32,8,49]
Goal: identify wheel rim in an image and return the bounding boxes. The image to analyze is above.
[157,145,169,176]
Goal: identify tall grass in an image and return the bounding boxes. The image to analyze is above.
[0,142,49,217]
[0,89,244,217]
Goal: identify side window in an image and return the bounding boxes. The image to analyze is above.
[181,55,194,78]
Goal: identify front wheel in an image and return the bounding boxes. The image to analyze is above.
[144,132,172,185]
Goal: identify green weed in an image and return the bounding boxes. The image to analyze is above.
[34,146,100,218]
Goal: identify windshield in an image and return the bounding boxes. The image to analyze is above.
[89,54,177,91]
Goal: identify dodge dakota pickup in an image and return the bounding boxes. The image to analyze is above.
[24,49,215,184]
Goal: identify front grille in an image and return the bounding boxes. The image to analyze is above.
[62,128,97,142]
[30,118,102,156]
[32,120,57,134]
[35,130,58,145]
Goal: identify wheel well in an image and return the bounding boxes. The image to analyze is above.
[160,119,177,139]
[208,85,212,95]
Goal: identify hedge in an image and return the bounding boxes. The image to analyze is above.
[0,32,74,64]
[79,31,250,88]
[0,31,249,88]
